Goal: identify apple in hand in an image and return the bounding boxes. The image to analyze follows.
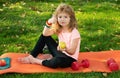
[59,41,66,49]
[0,59,6,66]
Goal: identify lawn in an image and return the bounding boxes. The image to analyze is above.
[0,0,120,78]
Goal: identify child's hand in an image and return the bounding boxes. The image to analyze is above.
[48,15,56,24]
[57,45,66,51]
[57,41,66,51]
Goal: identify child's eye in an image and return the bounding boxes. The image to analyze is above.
[64,16,67,18]
[58,16,62,18]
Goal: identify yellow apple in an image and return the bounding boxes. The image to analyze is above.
[59,41,66,49]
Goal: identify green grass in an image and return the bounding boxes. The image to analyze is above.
[0,0,120,78]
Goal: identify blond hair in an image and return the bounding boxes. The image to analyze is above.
[54,3,77,33]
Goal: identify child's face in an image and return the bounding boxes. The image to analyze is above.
[57,12,70,27]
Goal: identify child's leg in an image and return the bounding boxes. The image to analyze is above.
[30,34,46,57]
[18,34,76,66]
[31,34,58,57]
[42,56,76,68]
[42,35,59,57]
[18,34,57,64]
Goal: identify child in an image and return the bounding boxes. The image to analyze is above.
[18,3,81,68]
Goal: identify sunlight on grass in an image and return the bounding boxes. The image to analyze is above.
[0,0,119,53]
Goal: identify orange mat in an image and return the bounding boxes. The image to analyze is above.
[0,50,120,74]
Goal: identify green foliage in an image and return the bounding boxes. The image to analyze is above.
[0,0,120,77]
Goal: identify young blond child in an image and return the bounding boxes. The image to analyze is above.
[18,3,81,68]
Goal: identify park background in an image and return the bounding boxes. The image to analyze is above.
[0,0,120,78]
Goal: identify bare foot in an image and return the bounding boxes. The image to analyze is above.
[18,55,43,64]
[18,55,34,64]
[37,54,53,60]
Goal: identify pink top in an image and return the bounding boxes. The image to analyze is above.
[58,28,81,60]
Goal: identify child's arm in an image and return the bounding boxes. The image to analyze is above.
[42,26,54,36]
[42,17,56,36]
[65,38,80,55]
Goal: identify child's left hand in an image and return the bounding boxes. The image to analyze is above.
[57,41,66,51]
[57,45,66,51]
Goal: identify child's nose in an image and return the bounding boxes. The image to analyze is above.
[61,17,64,21]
